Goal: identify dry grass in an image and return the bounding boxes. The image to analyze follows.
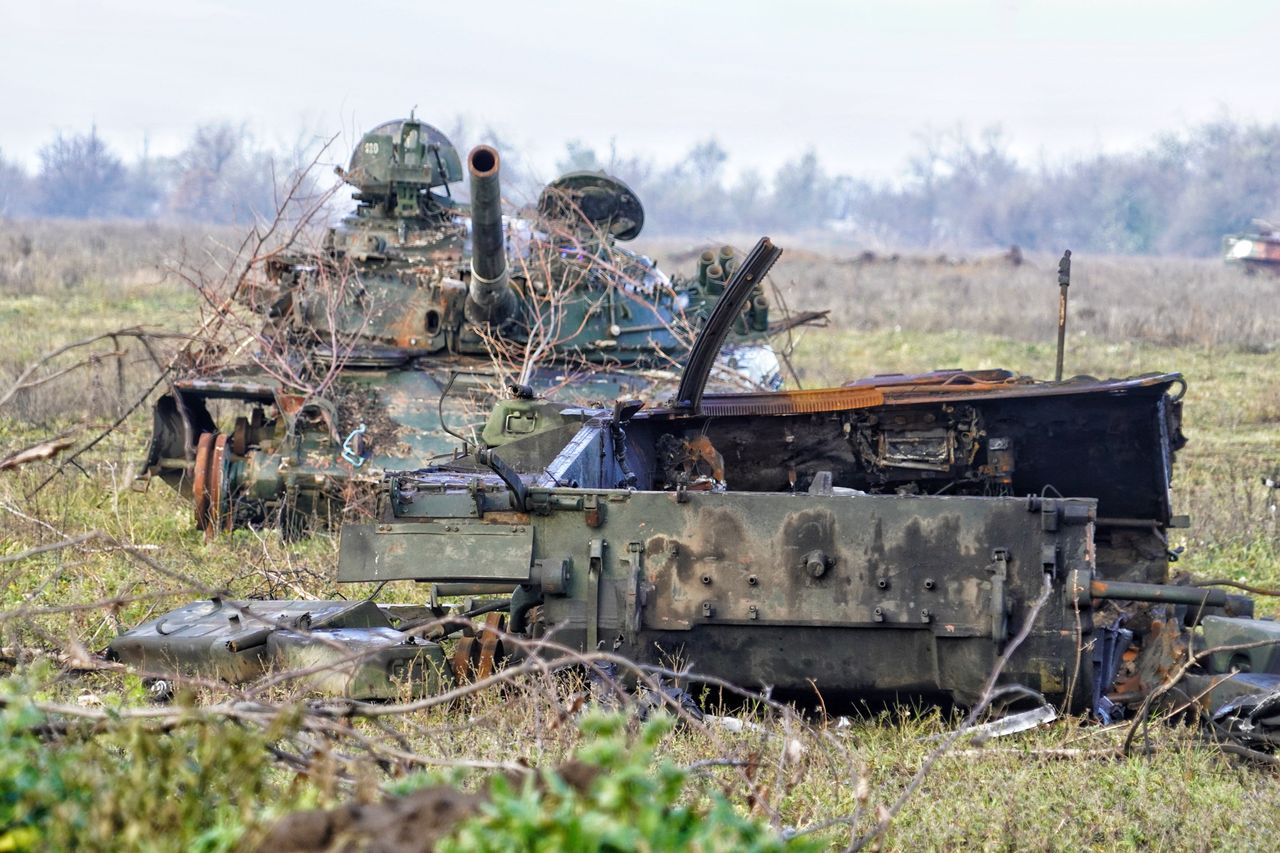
[655,240,1280,352]
[0,219,242,425]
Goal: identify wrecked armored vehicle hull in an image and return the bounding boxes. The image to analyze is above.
[328,366,1211,712]
[115,366,1244,712]
[340,488,1101,709]
[113,239,1276,727]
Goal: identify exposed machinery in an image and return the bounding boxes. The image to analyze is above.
[113,240,1280,738]
[137,117,816,538]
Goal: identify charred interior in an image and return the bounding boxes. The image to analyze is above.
[613,375,1184,583]
[632,387,1180,515]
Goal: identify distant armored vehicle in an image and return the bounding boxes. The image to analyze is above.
[138,117,817,538]
[114,240,1278,740]
[1224,219,1280,272]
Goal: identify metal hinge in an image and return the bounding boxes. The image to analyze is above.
[989,549,1010,645]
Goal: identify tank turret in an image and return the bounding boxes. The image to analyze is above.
[341,114,463,221]
[138,116,816,540]
[465,145,516,323]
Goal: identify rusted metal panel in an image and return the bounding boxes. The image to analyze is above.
[647,371,1181,419]
[679,387,885,417]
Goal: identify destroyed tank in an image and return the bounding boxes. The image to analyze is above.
[138,116,814,538]
[112,239,1280,741]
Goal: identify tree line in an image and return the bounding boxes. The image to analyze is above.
[558,120,1280,256]
[2,117,1278,257]
[0,123,308,225]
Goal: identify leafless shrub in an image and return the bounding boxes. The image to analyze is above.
[473,202,699,398]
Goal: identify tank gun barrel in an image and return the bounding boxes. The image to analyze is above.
[1089,578,1227,608]
[466,145,515,322]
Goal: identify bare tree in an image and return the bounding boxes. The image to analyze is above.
[36,127,126,218]
[0,148,34,216]
[169,122,279,224]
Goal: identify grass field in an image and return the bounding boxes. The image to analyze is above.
[2,221,1280,849]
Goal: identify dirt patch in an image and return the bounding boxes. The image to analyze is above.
[254,760,600,852]
[254,784,482,853]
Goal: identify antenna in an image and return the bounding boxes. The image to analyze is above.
[1054,250,1072,382]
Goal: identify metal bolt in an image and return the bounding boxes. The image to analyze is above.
[701,574,712,585]
[877,577,889,590]
[873,606,885,623]
[803,549,829,578]
[924,578,936,590]
[701,601,715,619]
[748,605,759,620]
[747,575,759,586]
[920,608,932,623]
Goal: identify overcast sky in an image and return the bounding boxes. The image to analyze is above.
[4,0,1278,182]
